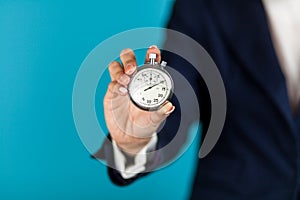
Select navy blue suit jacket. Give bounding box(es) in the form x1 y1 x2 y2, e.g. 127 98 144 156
94 0 300 199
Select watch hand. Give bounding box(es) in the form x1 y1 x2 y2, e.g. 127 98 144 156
144 81 164 91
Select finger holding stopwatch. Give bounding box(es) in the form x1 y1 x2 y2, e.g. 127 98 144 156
108 61 131 87
120 48 137 76
150 102 175 124
105 81 128 101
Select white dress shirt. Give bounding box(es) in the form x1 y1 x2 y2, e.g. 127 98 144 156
263 0 300 113
112 135 157 179
113 0 300 179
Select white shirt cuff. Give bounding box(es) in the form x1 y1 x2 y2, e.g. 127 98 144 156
112 134 158 179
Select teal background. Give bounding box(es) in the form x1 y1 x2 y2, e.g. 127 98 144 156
0 1 199 199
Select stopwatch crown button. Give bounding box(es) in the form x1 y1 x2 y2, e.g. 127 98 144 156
149 53 156 65
149 53 156 59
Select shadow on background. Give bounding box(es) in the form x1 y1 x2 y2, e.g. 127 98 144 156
0 1 198 199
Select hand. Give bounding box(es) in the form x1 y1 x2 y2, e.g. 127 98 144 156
103 46 175 155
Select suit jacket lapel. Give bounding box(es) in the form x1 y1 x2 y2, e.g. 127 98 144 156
210 0 295 128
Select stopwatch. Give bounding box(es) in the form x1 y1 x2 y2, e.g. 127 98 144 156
128 53 174 111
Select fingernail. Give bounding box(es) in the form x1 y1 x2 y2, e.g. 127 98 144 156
119 87 128 95
126 64 136 75
165 106 175 115
149 45 158 49
120 48 132 55
119 74 130 84
162 102 173 114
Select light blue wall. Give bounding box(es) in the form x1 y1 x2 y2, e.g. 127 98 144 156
0 1 199 199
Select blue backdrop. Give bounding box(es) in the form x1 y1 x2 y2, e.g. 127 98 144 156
0 1 198 199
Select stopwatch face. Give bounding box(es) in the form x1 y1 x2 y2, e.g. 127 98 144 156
128 65 173 111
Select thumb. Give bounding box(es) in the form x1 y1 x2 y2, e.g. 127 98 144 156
150 102 175 124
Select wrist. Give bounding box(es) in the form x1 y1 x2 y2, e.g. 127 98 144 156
116 137 152 156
